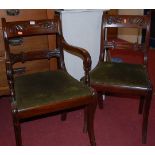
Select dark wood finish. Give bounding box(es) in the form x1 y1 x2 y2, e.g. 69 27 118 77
1 14 97 145
46 10 57 70
100 14 151 65
148 10 155 47
90 13 153 144
106 9 118 39
97 92 104 109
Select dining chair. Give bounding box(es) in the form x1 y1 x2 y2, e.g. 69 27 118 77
88 12 153 143
1 14 97 146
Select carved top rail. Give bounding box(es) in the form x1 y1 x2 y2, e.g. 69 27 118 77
103 15 149 28
2 19 59 38
104 40 144 51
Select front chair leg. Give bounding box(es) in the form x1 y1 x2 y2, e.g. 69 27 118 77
12 112 22 146
87 101 97 146
142 88 152 144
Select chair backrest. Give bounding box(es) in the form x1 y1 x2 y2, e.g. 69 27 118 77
2 15 68 100
1 15 65 70
100 13 151 66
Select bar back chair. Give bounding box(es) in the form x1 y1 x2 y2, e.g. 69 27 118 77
89 13 153 143
1 15 97 146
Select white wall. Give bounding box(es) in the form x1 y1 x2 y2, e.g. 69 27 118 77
61 10 103 80
118 9 144 43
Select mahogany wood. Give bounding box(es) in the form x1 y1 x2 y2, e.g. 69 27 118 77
1 13 97 146
90 13 153 144
106 9 118 39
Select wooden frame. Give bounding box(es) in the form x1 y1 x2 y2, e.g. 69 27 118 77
90 13 153 144
2 13 97 146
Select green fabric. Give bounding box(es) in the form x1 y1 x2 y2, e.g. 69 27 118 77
89 62 149 88
14 70 91 111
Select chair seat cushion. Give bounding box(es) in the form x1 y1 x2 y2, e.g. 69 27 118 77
89 62 149 89
14 70 91 111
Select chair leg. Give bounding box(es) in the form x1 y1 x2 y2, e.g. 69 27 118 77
83 107 88 133
97 93 104 109
87 101 97 146
139 96 145 114
142 88 152 144
61 112 67 121
12 112 22 146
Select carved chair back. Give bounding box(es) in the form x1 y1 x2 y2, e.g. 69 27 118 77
2 15 66 70
100 14 151 66
1 15 67 100
1 15 97 146
89 13 152 144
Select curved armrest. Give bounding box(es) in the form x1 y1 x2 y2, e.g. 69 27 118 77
62 39 92 85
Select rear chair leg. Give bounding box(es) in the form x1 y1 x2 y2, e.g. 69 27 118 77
142 88 152 144
98 93 104 109
139 96 145 114
61 112 67 121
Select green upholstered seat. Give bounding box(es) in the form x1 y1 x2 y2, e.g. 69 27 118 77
89 62 149 89
14 70 91 111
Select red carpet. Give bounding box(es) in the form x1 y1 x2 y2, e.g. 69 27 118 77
0 49 155 146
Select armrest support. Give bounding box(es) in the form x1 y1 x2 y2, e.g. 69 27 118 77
62 39 92 85
5 61 17 110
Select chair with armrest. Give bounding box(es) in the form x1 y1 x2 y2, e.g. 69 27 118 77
1 14 97 146
88 13 153 143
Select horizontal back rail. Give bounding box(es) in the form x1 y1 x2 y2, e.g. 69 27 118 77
10 49 61 64
104 40 145 51
103 15 150 28
2 19 59 38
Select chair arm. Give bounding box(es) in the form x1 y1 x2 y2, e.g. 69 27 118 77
62 39 92 85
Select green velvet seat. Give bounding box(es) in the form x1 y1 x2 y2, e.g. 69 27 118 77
15 70 92 112
2 17 97 146
88 13 153 144
89 62 149 89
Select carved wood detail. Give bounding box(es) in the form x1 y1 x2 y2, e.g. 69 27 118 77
10 49 61 64
105 15 147 27
6 20 58 37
